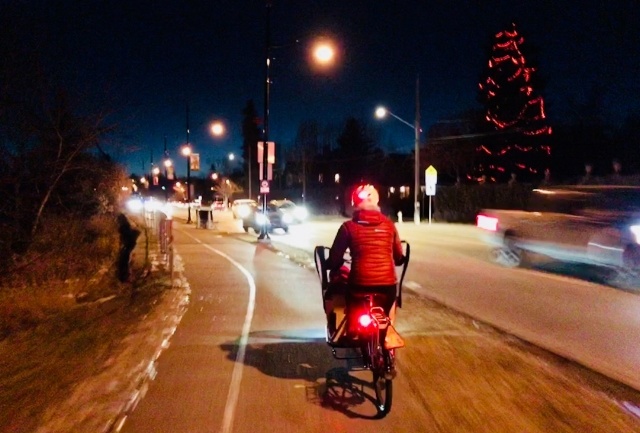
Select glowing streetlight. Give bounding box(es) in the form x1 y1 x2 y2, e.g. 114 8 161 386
228 153 235 161
261 1 339 240
375 78 422 225
211 121 225 137
312 40 336 65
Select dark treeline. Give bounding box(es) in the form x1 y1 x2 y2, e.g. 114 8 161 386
0 26 129 278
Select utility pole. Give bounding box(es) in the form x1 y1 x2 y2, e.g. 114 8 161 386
414 74 421 224
163 136 168 201
259 0 272 240
186 102 193 224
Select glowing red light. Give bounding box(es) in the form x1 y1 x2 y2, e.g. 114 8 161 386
358 314 373 328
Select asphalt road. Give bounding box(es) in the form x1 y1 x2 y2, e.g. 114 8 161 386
116 208 640 432
120 218 443 433
272 217 640 393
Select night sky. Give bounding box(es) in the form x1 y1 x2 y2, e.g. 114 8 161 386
3 0 639 177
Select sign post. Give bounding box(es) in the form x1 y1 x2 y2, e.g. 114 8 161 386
425 165 437 225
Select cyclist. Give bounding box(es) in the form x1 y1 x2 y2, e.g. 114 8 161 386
327 184 406 349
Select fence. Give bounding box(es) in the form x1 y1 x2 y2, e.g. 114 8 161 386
144 209 174 283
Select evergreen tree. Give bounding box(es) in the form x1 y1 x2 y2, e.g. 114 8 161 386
424 110 486 184
241 100 261 199
477 23 552 182
332 117 383 215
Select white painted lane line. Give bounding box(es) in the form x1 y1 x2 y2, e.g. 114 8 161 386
404 280 422 290
182 233 256 433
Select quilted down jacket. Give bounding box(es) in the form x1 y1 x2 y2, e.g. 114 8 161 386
328 209 404 286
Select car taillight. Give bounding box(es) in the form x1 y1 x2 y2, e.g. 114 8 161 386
358 313 373 328
477 214 499 231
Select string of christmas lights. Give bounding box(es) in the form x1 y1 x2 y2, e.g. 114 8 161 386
475 22 552 182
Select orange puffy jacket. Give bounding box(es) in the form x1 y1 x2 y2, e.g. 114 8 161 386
328 209 404 286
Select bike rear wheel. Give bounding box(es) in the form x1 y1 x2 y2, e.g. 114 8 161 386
371 346 393 417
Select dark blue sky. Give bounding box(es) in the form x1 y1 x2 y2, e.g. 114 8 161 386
4 0 639 176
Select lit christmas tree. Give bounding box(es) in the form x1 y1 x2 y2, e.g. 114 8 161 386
477 23 552 183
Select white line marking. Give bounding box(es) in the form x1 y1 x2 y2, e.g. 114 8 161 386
404 280 422 290
181 232 256 433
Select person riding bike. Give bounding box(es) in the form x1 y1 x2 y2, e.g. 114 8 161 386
327 184 406 349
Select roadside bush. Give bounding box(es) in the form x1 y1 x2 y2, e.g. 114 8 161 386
433 184 532 223
0 213 125 339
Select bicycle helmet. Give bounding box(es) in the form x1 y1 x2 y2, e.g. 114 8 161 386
351 184 379 208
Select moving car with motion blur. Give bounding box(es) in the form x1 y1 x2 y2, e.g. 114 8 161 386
476 185 640 288
270 199 309 224
242 202 289 234
231 199 258 219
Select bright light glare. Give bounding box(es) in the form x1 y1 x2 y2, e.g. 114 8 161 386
358 314 373 328
256 213 269 225
375 107 387 119
211 122 225 136
294 206 308 221
182 146 192 157
144 198 160 213
313 43 335 63
282 213 293 224
477 214 499 231
237 205 252 218
228 153 235 161
630 225 640 244
126 198 144 213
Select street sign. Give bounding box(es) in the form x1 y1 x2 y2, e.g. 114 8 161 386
190 153 200 171
425 165 437 185
426 183 436 196
260 180 270 193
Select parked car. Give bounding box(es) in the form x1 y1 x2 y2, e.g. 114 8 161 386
231 199 258 219
476 185 640 287
270 199 309 224
242 203 289 234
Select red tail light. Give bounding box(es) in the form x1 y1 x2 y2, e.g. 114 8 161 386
477 214 498 231
358 313 373 328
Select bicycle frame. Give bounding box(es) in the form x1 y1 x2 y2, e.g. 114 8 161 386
314 242 409 418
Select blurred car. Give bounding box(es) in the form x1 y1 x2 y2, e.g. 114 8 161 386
476 185 640 287
231 199 258 219
242 203 289 234
212 198 226 211
270 199 309 224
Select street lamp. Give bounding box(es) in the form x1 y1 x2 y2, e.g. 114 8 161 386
260 1 336 240
181 145 192 223
211 121 225 137
375 78 421 224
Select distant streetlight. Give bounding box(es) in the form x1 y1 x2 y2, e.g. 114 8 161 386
181 145 193 223
375 77 421 224
313 43 334 63
260 1 338 240
211 121 225 137
228 153 235 161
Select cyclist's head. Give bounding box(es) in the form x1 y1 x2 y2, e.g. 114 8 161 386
351 184 379 209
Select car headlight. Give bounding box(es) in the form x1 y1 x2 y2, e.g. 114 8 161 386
630 225 640 244
282 213 293 224
294 206 308 220
126 198 144 213
238 206 251 218
256 213 269 225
